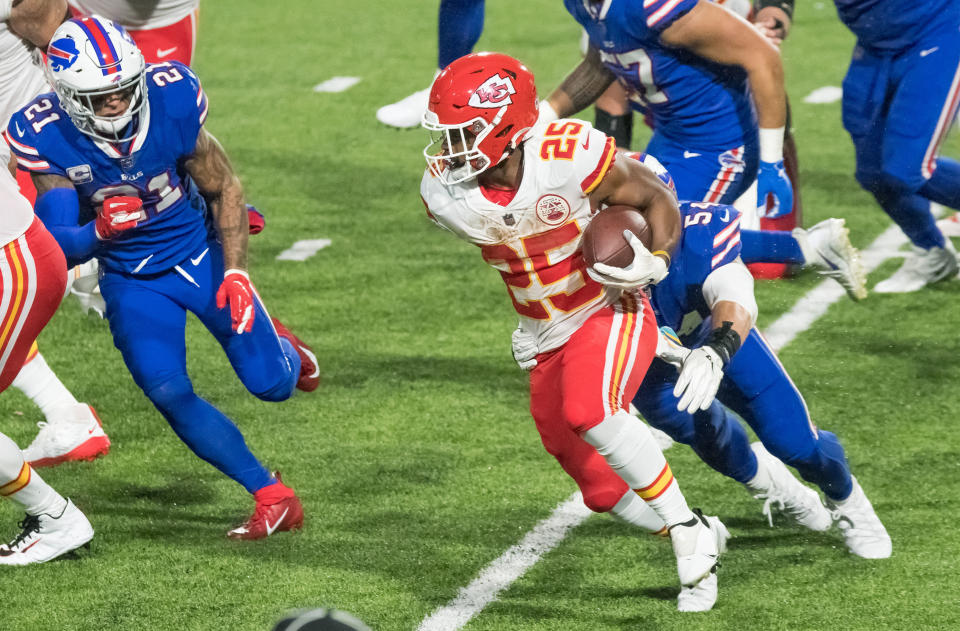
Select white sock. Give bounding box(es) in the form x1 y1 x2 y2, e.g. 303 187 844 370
744 453 773 494
0 432 67 516
609 490 667 535
582 411 695 528
11 353 81 422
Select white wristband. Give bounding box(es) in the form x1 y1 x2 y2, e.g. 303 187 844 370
224 268 249 279
758 126 785 163
538 100 559 125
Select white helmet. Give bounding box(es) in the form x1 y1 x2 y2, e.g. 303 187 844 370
45 15 147 144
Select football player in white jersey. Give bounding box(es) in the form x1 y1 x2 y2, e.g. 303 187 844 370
420 52 727 612
0 131 94 566
1 0 110 468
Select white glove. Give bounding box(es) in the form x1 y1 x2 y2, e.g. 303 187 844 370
673 345 725 414
511 324 538 371
655 326 691 369
587 230 668 290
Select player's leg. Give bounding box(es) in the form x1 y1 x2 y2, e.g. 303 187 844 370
98 270 302 538
722 330 891 558
14 344 110 468
633 364 830 530
0 431 93 565
376 0 486 128
187 241 316 397
535 293 722 609
843 43 958 292
739 219 868 300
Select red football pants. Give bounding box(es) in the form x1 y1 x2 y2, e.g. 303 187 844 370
529 291 657 513
0 218 67 392
68 8 199 66
129 10 199 66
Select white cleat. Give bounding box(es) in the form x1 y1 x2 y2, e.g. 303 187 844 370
749 442 833 532
873 240 959 293
935 211 960 238
827 477 891 559
794 218 867 301
22 404 110 468
376 86 431 128
0 499 93 565
670 510 722 612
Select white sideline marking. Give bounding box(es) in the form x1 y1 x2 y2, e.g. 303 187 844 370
419 222 909 630
276 239 332 261
313 76 361 93
417 494 592 631
803 86 843 104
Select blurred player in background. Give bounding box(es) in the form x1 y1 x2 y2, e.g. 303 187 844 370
67 0 198 65
1 0 110 468
833 0 960 292
9 16 318 539
376 0 484 128
0 126 93 565
420 52 726 612
541 0 866 299
514 153 891 559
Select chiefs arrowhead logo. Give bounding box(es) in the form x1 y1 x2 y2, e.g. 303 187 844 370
469 73 516 108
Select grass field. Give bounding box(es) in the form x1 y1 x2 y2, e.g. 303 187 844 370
3 1 960 629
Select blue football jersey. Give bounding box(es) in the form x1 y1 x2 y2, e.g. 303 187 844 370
563 0 755 149
833 0 960 51
650 201 742 342
7 61 210 275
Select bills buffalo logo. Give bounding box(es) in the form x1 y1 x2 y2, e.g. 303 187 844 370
469 74 516 108
48 37 80 71
535 194 571 226
718 148 746 173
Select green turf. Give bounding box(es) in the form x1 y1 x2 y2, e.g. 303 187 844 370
2 0 959 629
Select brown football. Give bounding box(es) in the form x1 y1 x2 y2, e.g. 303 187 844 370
581 205 653 269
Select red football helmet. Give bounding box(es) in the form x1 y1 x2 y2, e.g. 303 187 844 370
422 52 538 185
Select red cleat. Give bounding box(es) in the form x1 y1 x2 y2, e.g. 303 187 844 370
227 474 304 540
272 318 320 392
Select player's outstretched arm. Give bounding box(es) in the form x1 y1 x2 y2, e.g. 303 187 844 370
660 1 785 130
674 261 757 413
541 47 617 122
185 129 257 334
9 0 69 48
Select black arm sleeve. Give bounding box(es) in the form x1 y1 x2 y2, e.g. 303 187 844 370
756 0 794 20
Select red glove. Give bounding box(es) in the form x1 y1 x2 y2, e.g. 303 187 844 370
95 196 146 240
216 269 255 334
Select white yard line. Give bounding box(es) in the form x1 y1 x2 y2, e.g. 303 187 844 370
418 223 908 631
275 239 332 261
416 494 592 631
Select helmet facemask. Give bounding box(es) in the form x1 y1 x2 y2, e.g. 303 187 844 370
422 114 503 185
53 71 148 144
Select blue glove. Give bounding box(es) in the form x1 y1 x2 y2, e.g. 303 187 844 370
756 160 793 219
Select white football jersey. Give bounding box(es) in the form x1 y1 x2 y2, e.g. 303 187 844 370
0 140 35 246
67 0 199 29
0 13 49 128
421 119 620 353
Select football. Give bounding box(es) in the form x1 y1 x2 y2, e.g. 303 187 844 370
581 205 653 269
